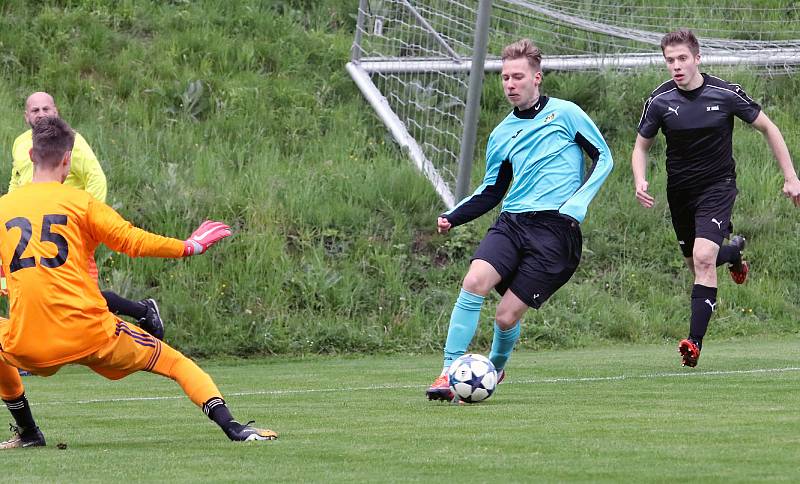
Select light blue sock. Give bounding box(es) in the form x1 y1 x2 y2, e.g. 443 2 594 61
442 289 485 371
489 321 520 371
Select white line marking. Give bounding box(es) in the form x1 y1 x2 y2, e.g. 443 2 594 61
511 366 800 384
31 367 800 407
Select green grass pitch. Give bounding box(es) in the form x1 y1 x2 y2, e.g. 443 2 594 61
4 338 800 482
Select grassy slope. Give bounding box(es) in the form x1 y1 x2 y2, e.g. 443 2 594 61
0 1 798 357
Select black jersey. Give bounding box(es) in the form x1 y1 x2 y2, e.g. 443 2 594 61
637 73 761 193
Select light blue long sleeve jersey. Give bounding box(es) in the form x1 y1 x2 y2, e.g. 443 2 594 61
443 97 613 226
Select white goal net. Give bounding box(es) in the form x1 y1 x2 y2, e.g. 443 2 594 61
347 0 800 208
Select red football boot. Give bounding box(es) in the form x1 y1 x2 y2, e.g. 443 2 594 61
678 339 701 368
425 374 454 401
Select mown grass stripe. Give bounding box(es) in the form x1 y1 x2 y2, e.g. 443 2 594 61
31 366 800 406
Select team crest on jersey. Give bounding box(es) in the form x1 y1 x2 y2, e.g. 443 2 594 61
543 113 556 123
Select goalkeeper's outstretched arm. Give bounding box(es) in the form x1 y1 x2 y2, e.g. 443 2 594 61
86 199 232 259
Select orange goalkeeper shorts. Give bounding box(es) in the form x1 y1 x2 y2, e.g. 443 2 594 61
3 320 164 380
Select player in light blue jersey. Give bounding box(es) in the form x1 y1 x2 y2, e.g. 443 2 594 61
427 39 613 401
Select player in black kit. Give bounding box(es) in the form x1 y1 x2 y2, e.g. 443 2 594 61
631 29 800 367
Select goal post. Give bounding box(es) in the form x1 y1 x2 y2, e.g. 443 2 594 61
345 60 457 208
455 0 491 203
348 0 800 209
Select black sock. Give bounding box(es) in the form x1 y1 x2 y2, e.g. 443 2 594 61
102 291 147 319
3 393 37 430
203 397 242 438
689 284 717 348
715 243 741 267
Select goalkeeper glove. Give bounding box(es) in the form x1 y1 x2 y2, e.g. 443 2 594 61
183 220 232 256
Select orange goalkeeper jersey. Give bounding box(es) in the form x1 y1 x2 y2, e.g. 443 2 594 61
0 182 184 367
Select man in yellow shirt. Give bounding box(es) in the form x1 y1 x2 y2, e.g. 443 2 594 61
0 117 277 447
8 92 163 340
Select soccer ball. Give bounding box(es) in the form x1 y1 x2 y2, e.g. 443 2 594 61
447 353 497 403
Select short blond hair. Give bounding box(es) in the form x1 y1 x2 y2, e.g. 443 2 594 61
501 39 542 72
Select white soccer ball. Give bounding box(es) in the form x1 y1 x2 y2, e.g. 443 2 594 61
447 353 497 403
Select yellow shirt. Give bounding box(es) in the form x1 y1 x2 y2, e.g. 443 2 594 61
10 129 108 202
0 182 184 368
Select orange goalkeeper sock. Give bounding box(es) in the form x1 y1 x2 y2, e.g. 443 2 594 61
151 345 222 407
0 359 24 401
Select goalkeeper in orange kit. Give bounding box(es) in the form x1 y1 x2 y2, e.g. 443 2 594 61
0 117 277 448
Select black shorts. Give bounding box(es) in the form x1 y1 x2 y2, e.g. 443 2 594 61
667 178 738 258
472 211 582 309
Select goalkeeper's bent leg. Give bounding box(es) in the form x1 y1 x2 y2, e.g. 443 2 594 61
0 358 38 432
0 358 24 401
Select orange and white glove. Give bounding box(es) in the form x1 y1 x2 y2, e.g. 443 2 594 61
183 220 232 256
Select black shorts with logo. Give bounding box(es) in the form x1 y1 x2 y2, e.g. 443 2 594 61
472 211 582 309
667 178 738 258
